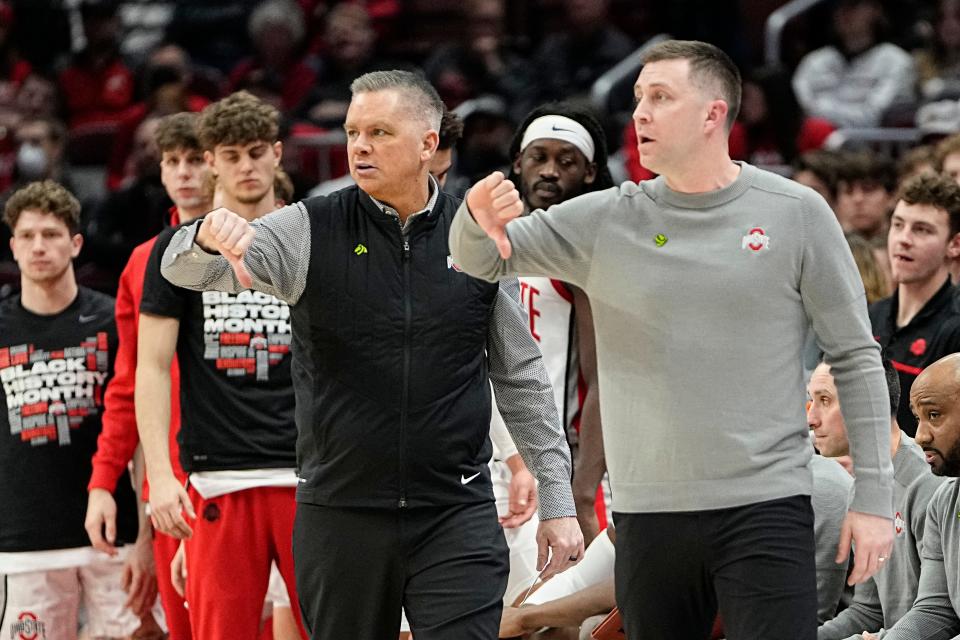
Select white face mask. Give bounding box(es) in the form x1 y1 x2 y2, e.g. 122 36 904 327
16 142 48 180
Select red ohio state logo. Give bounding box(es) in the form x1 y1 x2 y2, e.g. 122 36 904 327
910 338 927 357
12 612 46 640
740 227 770 252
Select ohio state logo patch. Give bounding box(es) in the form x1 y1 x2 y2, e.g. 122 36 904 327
741 227 770 252
12 612 46 639
910 338 927 357
895 511 905 536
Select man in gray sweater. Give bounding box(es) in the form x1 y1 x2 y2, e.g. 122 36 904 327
811 360 946 639
448 39 895 640
862 353 960 640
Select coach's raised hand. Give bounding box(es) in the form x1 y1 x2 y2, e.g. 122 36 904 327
196 207 256 288
466 171 525 259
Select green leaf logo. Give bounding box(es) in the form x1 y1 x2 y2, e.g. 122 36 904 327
354 243 368 256
653 233 668 247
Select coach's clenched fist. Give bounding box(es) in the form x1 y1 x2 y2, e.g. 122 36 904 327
196 207 256 288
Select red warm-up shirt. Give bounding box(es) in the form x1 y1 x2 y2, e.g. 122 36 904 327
89 209 184 498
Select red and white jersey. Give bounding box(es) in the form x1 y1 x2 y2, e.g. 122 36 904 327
518 276 584 444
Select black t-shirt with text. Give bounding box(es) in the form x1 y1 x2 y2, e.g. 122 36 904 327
140 228 297 472
0 287 138 552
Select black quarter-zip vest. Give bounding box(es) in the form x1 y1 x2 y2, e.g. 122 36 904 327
292 186 500 508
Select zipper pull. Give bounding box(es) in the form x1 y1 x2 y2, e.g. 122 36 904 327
398 497 407 508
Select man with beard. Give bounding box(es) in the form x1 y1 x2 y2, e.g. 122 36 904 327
506 103 613 543
870 173 960 436
809 359 946 637
862 353 960 639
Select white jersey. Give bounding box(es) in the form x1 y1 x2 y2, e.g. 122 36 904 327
518 276 583 445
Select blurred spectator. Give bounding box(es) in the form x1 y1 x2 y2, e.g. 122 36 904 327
296 3 389 128
0 1 30 114
915 0 960 99
165 0 262 73
422 0 534 117
446 95 514 196
729 67 835 166
106 43 210 190
897 145 938 186
81 116 170 292
835 151 897 239
793 0 916 127
117 0 176 66
58 0 135 128
14 72 62 120
9 116 73 192
792 149 841 210
937 132 960 182
847 232 893 303
7 1 71 73
528 0 634 105
915 98 960 141
227 0 316 112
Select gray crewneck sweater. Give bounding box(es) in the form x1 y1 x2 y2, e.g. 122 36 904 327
819 434 946 638
881 479 960 639
449 163 893 517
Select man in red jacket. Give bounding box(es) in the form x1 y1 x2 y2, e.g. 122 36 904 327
85 111 210 640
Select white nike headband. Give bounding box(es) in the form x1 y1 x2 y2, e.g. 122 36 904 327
519 115 595 162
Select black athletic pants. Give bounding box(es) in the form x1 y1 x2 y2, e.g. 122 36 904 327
293 500 509 640
614 494 818 640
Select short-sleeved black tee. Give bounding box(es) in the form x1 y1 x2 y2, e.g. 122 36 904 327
0 288 138 552
870 279 960 436
140 228 297 472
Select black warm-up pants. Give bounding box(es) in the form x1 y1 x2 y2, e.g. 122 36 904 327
293 500 509 640
615 494 818 640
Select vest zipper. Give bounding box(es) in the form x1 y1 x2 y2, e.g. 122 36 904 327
398 218 411 509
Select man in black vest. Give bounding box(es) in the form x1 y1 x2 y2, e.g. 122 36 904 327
158 70 583 640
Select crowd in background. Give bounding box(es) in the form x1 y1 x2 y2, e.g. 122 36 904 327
2 0 960 301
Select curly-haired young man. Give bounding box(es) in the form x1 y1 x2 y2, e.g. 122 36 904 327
137 92 305 639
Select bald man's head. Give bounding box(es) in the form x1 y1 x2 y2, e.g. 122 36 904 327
912 354 960 476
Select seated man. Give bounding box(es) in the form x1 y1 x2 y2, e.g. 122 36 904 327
812 360 945 638
862 353 960 639
500 445 854 639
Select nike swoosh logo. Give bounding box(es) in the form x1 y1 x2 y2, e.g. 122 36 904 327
551 125 574 132
460 472 482 485
78 314 97 323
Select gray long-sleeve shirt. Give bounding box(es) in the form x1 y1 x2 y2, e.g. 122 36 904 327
820 434 946 638
159 193 576 519
812 454 855 623
881 479 960 640
449 163 894 518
